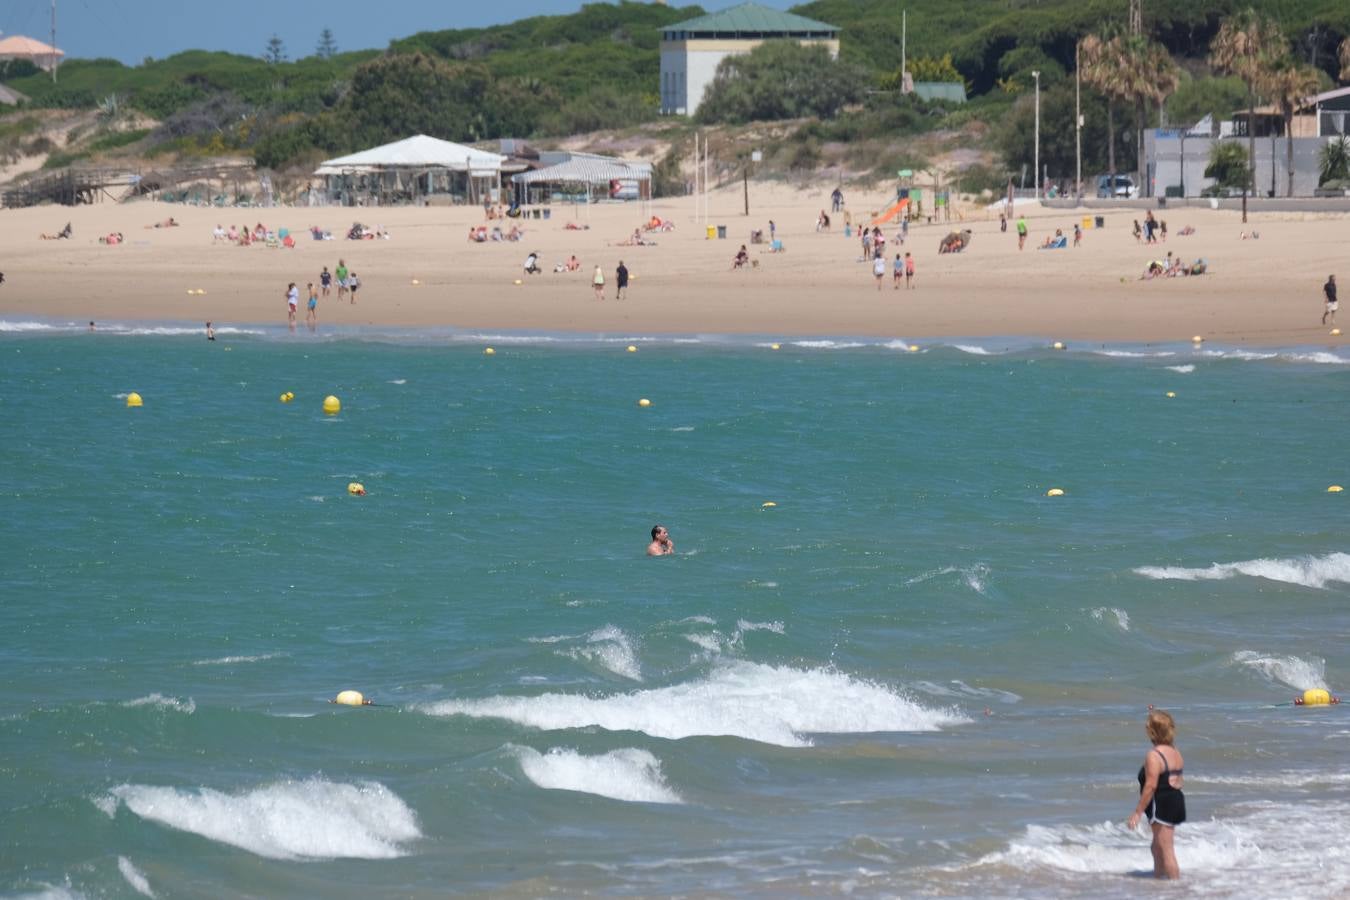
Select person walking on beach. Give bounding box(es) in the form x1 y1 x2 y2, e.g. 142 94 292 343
647 524 674 556
335 259 349 302
1016 216 1028 251
1073 223 1082 247
592 265 605 300
1128 709 1186 880
615 261 629 299
905 252 916 289
892 253 904 290
1324 275 1338 325
872 254 886 290
348 272 360 304
286 282 299 329
320 266 332 298
306 282 318 330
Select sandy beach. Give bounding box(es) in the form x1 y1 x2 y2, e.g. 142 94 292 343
0 182 1345 345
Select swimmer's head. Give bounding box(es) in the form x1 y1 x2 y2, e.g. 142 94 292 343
651 525 668 541
1145 709 1176 745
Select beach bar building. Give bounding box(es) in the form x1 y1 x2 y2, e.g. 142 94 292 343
315 134 505 206
0 34 64 72
659 2 840 116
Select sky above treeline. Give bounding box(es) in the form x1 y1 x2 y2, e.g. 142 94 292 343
2 0 799 66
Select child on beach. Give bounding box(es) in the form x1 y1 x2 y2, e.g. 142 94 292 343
206 321 215 341
1073 223 1082 247
335 260 349 301
286 282 299 328
320 266 332 298
348 273 360 304
593 265 605 300
872 255 886 290
306 282 318 329
905 252 916 289
893 253 904 289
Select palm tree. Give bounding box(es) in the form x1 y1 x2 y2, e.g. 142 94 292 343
1210 9 1286 221
1080 30 1130 190
1262 57 1320 196
1116 34 1181 194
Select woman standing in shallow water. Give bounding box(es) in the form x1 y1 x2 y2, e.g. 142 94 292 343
1128 709 1185 879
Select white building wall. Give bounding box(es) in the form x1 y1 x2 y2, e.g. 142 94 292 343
686 48 738 117
660 47 688 115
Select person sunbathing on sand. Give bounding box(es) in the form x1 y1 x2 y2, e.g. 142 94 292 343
41 222 73 240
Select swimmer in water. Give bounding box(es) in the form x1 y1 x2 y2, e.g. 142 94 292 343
206 321 215 341
646 524 674 556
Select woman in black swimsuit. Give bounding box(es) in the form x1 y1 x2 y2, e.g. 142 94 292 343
1128 708 1185 879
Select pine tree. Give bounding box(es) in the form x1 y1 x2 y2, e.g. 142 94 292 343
317 28 338 60
264 34 287 65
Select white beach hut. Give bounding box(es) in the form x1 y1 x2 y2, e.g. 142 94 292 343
316 134 506 206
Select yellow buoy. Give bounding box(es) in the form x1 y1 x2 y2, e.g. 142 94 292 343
1052 341 1065 351
1191 335 1204 344
1332 328 1342 337
1301 688 1332 706
513 279 523 285
125 392 143 408
280 391 294 403
908 344 920 352
185 289 194 295
348 482 365 496
333 690 369 706
770 343 781 350
323 395 341 415
1046 488 1065 497
484 347 495 356
627 345 638 353
638 398 651 408
1166 391 1176 398
1329 485 1344 493
762 501 777 508
411 279 420 286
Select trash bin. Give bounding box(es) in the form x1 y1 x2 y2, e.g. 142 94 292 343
706 225 716 240
717 225 727 239
1082 215 1093 231
1094 215 1105 229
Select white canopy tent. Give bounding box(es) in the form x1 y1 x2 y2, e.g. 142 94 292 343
316 135 506 206
511 153 653 221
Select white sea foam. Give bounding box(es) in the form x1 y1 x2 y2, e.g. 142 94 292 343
953 344 995 355
0 320 59 332
122 694 196 714
1134 551 1350 590
117 857 155 898
906 564 990 594
736 619 785 634
1190 770 1350 789
511 746 682 804
965 801 1350 897
684 633 724 652
420 661 969 748
563 625 643 681
1282 351 1349 365
1198 348 1278 361
526 633 579 644
680 615 717 625
669 425 695 432
387 378 407 385
1094 349 1175 358
9 884 85 900
1165 363 1195 373
1231 650 1327 691
789 340 867 350
1089 607 1130 631
911 681 1022 704
192 653 282 666
99 779 420 860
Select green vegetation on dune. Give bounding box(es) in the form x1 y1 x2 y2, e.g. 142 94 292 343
0 0 1347 183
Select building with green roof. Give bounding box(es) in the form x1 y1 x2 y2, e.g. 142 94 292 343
659 2 840 116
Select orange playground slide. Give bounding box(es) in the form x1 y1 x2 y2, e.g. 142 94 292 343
872 198 909 225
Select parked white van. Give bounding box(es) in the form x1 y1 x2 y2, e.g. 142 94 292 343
1095 174 1138 199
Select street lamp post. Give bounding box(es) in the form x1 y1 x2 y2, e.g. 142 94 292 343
1032 70 1041 200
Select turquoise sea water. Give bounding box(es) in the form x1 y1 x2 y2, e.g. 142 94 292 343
2 321 1348 898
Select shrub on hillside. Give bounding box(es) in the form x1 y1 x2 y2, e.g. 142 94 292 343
697 41 866 125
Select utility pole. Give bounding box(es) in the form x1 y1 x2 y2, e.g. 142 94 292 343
51 0 58 84
901 9 907 92
1033 70 1041 200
